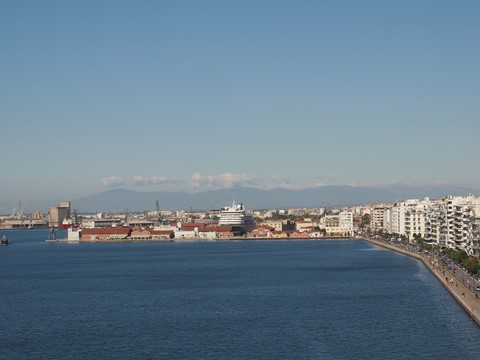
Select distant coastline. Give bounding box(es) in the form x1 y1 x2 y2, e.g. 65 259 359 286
46 235 354 243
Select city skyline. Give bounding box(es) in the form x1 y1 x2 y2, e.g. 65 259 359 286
2 1 479 202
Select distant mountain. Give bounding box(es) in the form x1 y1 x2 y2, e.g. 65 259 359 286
1 185 478 214
62 185 480 213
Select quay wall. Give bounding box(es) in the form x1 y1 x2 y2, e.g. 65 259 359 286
47 236 353 243
361 237 480 327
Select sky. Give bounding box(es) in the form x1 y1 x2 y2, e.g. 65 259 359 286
1 0 479 202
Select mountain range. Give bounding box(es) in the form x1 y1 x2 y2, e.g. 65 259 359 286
2 185 479 214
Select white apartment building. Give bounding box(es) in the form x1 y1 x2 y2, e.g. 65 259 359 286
382 207 392 234
370 205 386 231
472 205 480 257
377 198 432 241
424 199 444 246
421 195 480 257
339 211 354 235
390 202 406 235
404 204 426 241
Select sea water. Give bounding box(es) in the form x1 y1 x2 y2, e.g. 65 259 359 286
1 229 479 359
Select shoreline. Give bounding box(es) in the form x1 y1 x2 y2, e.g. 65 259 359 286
45 236 354 243
361 236 480 327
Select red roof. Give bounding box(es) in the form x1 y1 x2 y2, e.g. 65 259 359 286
181 222 207 229
82 228 131 235
290 231 311 237
254 225 275 231
199 226 234 232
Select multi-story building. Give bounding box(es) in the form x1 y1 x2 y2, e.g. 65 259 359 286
368 195 480 256
370 205 386 231
404 205 426 241
472 205 480 257
263 220 283 231
317 214 352 236
391 202 406 236
339 211 354 235
424 201 444 246
296 219 314 231
422 195 480 256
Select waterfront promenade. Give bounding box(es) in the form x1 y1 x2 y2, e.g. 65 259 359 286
363 237 480 326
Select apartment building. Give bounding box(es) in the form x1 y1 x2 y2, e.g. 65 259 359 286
390 202 406 235
404 205 426 241
370 205 386 231
419 195 480 257
339 211 354 236
263 220 283 231
472 206 480 257
366 195 479 257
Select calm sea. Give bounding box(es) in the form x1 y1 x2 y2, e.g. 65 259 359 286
1 229 479 359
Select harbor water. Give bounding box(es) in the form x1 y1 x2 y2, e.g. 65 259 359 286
1 229 480 359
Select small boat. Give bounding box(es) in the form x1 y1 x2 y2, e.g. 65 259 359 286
1 234 8 246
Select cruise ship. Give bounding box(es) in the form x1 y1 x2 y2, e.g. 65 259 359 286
218 201 255 232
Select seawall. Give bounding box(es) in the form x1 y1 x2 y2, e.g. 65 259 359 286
362 237 480 327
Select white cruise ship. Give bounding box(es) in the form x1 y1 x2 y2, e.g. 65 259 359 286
218 201 255 232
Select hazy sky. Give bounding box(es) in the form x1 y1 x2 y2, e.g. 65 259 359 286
2 0 479 202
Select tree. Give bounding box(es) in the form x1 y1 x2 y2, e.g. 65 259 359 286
359 214 370 229
444 248 468 263
463 257 480 274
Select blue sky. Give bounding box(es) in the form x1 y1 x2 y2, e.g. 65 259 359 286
1 0 479 202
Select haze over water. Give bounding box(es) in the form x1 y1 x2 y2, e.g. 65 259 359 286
1 229 479 359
